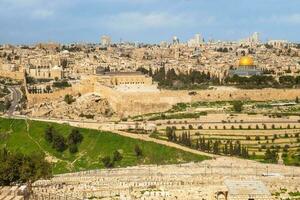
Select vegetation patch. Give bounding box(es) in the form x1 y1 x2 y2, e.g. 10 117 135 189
0 118 209 174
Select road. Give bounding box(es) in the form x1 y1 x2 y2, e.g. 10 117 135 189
7 86 22 116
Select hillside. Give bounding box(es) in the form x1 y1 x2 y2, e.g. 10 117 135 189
0 118 209 174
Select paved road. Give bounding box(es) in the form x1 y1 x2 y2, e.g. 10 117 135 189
7 86 22 116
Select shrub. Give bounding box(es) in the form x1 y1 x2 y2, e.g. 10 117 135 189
68 129 83 145
44 126 54 143
69 144 78 154
53 81 71 88
0 149 52 185
113 150 123 162
134 145 143 157
232 101 243 112
102 156 113 168
64 94 75 104
52 134 67 152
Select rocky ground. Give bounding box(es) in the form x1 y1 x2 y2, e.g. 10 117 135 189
28 93 115 121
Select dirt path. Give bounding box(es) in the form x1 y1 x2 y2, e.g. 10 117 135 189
9 116 218 158
110 130 217 158
24 119 61 163
66 120 217 158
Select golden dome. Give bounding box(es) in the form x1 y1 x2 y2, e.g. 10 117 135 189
239 56 254 66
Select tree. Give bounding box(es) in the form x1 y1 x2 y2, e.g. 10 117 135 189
44 126 54 143
68 129 83 145
113 150 123 162
45 85 51 93
264 148 278 163
69 144 78 154
0 149 52 186
232 101 243 112
102 156 113 168
52 134 67 152
213 141 220 154
134 145 143 157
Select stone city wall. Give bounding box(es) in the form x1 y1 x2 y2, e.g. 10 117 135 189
190 88 300 102
0 70 24 80
108 88 300 116
25 82 300 116
26 82 93 106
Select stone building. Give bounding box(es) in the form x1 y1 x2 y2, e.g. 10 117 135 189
96 71 152 86
228 56 263 77
94 71 158 92
101 35 112 47
27 65 63 80
267 40 290 48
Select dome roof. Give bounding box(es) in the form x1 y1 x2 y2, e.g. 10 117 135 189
239 56 254 66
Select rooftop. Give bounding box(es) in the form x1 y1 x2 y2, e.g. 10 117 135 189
98 71 145 76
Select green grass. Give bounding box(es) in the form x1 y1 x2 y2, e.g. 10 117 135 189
283 153 300 166
0 118 209 174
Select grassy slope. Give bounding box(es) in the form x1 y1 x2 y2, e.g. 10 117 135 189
0 118 209 174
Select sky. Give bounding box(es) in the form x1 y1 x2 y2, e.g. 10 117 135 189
0 0 300 44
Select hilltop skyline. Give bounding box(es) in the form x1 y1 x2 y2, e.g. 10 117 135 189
1 0 300 44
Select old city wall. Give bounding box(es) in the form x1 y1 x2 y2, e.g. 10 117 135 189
26 82 93 106
25 80 300 116
103 90 191 117
94 83 122 111
0 70 24 80
107 88 300 116
190 88 300 102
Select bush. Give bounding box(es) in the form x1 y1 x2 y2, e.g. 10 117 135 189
134 145 143 157
64 94 75 104
232 101 243 112
53 81 71 88
44 126 54 143
0 149 52 185
113 150 123 162
68 129 83 145
69 144 78 154
102 156 113 168
52 134 67 152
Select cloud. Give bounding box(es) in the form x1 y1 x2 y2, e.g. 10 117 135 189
101 11 215 31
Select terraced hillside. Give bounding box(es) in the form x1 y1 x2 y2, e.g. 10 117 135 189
157 121 300 165
130 101 300 166
0 118 209 174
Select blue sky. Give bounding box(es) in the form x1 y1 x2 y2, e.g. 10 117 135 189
0 0 300 44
